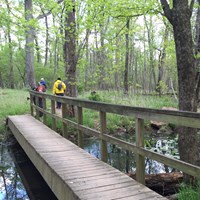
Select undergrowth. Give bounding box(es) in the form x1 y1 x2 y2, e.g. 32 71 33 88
178 182 200 200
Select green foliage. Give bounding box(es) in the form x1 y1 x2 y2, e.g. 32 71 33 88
83 109 99 128
156 80 169 94
178 182 200 200
0 89 30 132
77 83 84 94
78 90 177 135
88 91 102 101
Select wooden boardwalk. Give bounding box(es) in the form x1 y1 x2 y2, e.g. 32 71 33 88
7 115 168 200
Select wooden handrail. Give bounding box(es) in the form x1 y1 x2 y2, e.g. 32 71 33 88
29 91 200 184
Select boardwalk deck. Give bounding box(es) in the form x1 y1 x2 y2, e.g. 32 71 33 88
7 115 168 200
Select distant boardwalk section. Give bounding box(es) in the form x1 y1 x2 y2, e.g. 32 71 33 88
7 115 167 200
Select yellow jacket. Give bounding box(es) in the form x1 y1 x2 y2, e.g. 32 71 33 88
53 80 66 94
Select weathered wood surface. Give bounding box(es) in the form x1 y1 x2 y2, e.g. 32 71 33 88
7 115 167 200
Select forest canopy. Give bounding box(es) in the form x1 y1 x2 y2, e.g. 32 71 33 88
0 0 177 95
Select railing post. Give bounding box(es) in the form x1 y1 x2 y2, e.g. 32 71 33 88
30 94 34 116
100 111 108 162
51 100 56 131
77 106 83 148
62 103 68 138
35 96 40 119
135 118 145 184
43 97 47 125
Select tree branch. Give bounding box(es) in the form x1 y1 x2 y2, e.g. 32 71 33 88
36 0 63 19
160 0 172 23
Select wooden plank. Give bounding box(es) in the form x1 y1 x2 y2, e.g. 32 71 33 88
77 185 157 200
7 115 168 200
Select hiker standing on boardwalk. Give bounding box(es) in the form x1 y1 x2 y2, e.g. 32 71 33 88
53 77 66 109
40 78 47 88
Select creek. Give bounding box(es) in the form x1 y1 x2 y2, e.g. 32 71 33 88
0 130 178 200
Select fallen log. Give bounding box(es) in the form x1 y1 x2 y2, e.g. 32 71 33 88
127 172 183 196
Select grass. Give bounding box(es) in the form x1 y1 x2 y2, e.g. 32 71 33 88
79 90 178 133
1 88 199 198
0 89 30 132
79 90 178 109
178 182 200 200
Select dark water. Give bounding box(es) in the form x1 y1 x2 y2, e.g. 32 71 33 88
0 134 57 200
0 131 178 200
84 135 178 174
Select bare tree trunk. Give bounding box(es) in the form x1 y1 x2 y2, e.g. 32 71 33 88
129 36 135 94
43 13 49 67
124 19 130 95
98 22 108 90
144 16 156 92
34 35 41 64
156 24 169 96
5 0 14 89
25 0 35 88
84 28 90 90
64 0 77 99
194 0 200 109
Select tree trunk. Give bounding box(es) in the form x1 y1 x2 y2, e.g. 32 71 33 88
25 0 35 88
5 0 14 89
160 0 200 183
34 35 41 64
194 0 200 109
124 19 130 95
64 0 77 99
43 13 49 67
156 24 169 96
144 16 156 93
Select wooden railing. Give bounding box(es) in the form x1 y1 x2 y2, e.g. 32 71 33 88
29 90 200 184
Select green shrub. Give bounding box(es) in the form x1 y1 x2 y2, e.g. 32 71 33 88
88 91 102 101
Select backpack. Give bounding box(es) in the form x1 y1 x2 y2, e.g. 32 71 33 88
57 82 62 90
37 85 45 92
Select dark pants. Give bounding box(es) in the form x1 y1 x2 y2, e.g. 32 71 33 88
38 98 43 117
33 96 43 117
56 93 64 108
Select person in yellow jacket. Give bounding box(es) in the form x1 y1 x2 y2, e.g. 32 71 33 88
53 77 66 109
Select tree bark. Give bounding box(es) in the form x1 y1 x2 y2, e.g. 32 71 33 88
25 0 35 88
194 0 200 109
124 19 130 95
160 0 200 183
156 24 169 95
43 11 49 67
64 0 77 99
34 35 41 64
144 16 156 93
5 0 14 89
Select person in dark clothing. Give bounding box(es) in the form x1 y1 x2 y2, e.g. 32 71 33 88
40 78 47 88
33 83 46 117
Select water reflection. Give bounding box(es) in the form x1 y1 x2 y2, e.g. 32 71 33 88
0 138 29 200
84 135 178 174
0 134 57 200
